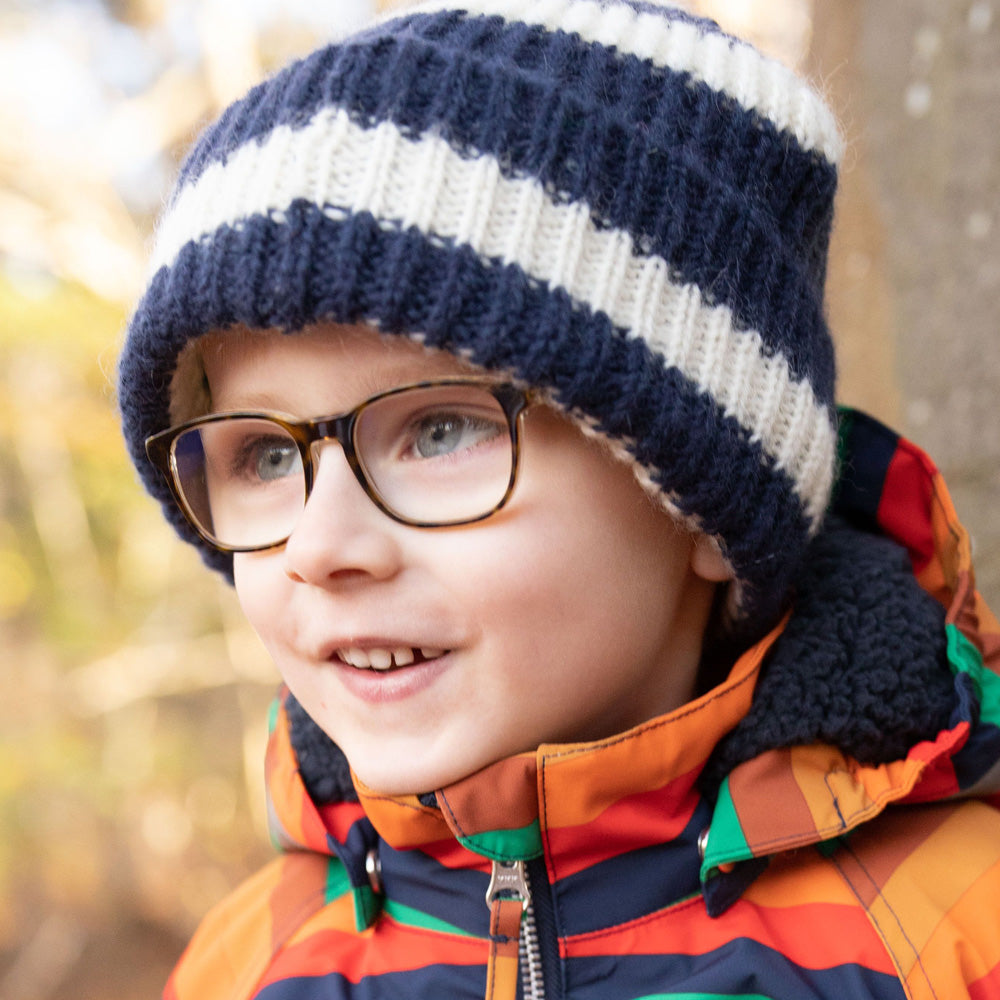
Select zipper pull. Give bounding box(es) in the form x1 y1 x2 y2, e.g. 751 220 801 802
484 860 530 1000
486 859 531 910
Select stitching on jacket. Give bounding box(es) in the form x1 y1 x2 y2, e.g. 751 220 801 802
823 771 849 829
437 788 468 839
703 764 925 862
540 660 762 763
561 893 705 944
540 751 553 871
829 843 936 1000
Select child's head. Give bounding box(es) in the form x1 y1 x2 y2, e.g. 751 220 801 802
118 0 843 792
173 319 729 792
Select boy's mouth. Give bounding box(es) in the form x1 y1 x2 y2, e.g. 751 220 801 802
333 647 446 671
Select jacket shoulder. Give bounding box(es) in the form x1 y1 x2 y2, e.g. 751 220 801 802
164 850 340 1000
828 799 1000 1000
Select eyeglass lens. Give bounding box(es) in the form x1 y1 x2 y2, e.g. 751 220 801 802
168 384 517 549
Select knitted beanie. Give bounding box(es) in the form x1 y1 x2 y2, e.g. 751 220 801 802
118 0 844 632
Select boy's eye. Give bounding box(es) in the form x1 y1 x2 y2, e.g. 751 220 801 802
234 435 302 483
406 412 503 460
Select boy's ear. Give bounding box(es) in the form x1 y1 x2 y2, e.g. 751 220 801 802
690 534 735 583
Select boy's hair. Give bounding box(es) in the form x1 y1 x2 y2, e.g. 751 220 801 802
118 0 844 637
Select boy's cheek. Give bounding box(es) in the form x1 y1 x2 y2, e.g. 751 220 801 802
232 552 287 643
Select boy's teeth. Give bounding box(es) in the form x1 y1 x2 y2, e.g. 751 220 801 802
369 648 393 670
336 646 445 669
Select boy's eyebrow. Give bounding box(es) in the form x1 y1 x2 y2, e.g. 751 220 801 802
208 389 293 413
209 361 485 416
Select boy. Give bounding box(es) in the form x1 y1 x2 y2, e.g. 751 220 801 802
118 1 1000 997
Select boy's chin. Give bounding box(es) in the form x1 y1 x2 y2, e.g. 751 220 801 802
347 743 508 798
352 761 477 798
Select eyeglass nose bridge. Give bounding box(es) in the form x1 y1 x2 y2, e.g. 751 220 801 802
294 411 369 506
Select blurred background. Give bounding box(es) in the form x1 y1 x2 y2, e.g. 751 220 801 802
0 1 997 997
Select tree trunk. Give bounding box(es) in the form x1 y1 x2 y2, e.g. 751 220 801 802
813 0 1000 604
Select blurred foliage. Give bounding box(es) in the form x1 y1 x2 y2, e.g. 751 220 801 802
0 270 280 999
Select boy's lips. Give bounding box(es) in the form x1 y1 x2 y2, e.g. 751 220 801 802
327 645 454 704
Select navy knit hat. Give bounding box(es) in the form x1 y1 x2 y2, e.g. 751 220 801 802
118 0 843 631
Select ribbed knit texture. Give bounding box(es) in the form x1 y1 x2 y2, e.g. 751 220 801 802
118 0 844 630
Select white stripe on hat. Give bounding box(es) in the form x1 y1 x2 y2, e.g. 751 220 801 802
151 107 836 526
402 0 844 164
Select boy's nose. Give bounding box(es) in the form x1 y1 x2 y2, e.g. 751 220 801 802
282 442 403 585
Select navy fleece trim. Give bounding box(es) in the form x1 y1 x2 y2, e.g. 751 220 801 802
703 516 955 788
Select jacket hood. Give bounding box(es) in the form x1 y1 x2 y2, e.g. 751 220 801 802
698 409 1000 911
266 408 1000 918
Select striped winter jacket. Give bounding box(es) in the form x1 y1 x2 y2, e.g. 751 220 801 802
165 412 1000 1000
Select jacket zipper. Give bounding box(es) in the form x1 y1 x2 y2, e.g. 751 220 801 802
519 891 545 999
485 859 546 1000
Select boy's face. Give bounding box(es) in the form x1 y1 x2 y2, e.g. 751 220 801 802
202 323 729 795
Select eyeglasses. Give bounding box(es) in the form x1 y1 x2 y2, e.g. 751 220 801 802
145 378 532 553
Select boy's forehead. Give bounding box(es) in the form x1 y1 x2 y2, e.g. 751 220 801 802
198 321 415 363
200 321 480 375
178 321 487 416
